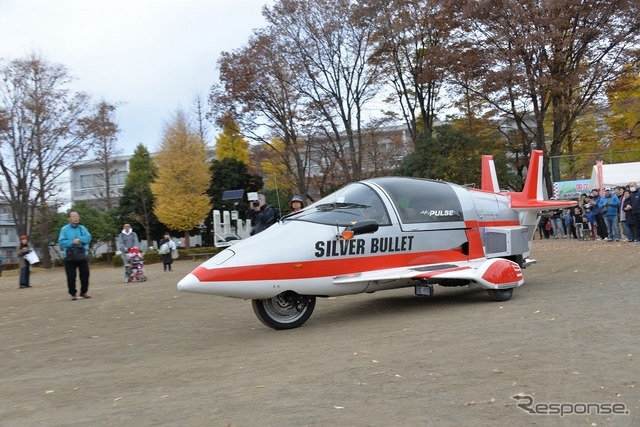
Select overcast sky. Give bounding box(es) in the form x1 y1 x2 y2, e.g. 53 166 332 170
0 0 273 155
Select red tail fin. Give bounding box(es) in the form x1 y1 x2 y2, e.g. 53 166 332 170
521 150 544 201
481 155 499 192
480 150 575 210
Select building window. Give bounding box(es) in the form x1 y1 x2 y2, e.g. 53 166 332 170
80 174 96 189
109 170 126 186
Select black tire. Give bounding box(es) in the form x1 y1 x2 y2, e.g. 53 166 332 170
487 288 514 302
252 292 316 330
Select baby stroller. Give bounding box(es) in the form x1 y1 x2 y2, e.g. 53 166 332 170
125 247 147 282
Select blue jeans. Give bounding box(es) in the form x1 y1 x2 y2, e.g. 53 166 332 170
622 221 632 241
603 215 620 240
551 218 564 238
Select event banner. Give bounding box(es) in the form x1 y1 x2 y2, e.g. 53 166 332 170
553 180 590 200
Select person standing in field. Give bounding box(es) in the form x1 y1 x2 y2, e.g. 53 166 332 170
58 211 92 300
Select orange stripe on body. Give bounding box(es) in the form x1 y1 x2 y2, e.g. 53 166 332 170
192 250 470 282
465 220 520 227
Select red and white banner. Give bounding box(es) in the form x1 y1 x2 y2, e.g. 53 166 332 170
596 161 603 194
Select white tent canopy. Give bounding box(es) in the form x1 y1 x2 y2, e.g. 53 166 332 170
589 161 640 189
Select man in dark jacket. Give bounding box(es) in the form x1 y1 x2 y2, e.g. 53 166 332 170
247 194 278 235
629 182 640 242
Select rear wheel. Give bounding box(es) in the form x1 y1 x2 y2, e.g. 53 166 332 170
487 288 513 302
252 292 316 330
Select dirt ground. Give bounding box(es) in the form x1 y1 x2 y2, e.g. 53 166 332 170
1 238 639 426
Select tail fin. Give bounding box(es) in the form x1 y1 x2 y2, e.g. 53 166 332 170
520 150 544 201
480 150 575 210
479 150 576 262
480 155 499 192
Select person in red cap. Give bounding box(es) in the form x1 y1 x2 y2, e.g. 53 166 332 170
17 235 32 288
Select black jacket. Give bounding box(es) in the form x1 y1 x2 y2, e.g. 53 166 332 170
247 204 277 235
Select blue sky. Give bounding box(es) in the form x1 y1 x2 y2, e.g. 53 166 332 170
0 0 272 155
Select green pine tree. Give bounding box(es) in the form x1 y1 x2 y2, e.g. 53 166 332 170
119 144 160 245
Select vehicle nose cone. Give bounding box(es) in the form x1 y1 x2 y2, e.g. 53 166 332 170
177 273 200 292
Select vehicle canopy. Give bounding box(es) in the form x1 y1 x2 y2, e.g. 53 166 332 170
283 177 465 226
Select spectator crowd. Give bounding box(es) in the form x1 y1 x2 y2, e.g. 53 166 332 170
537 182 640 242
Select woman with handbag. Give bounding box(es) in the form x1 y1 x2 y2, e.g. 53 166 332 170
58 211 92 300
158 232 176 272
17 235 32 289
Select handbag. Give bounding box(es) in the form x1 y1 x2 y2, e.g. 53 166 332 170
159 243 170 255
171 249 179 260
24 251 40 264
66 246 87 262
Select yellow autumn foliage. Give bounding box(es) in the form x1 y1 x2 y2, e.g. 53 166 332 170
151 110 211 231
215 113 250 164
260 138 296 192
606 70 640 160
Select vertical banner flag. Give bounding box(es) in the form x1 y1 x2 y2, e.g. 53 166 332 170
596 161 603 194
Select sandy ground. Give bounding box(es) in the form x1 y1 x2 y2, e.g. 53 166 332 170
1 239 639 426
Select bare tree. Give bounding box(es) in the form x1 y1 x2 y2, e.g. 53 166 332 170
461 0 640 192
264 0 383 182
191 92 211 145
211 29 313 198
367 0 461 146
80 100 122 210
0 53 91 267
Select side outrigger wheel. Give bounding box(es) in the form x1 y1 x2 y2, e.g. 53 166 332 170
487 288 514 302
252 292 316 330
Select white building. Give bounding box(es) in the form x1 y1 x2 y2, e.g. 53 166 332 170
0 202 19 261
70 155 130 209
70 148 216 208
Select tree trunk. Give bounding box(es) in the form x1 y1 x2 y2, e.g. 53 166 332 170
38 203 53 269
183 230 191 250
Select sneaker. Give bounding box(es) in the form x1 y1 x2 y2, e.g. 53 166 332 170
71 295 78 300
80 293 91 299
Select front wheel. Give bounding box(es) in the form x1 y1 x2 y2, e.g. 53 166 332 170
252 292 316 330
487 288 513 302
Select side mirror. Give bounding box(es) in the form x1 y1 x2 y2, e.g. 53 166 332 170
342 219 379 240
351 219 379 235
